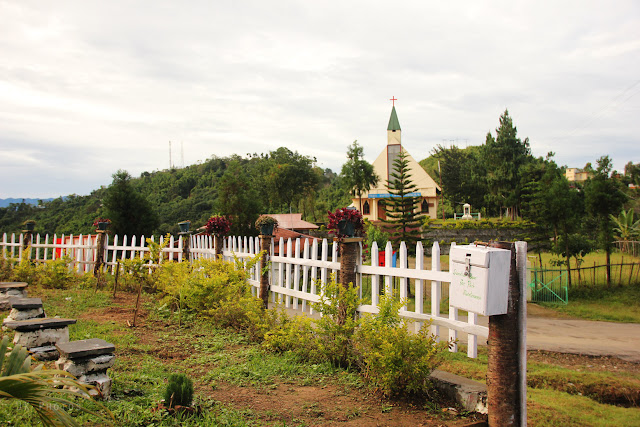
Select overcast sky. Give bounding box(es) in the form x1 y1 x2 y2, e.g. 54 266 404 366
1 1 639 199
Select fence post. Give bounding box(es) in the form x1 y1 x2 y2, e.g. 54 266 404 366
180 232 191 262
338 237 362 324
22 230 32 252
214 235 223 260
259 233 273 309
487 241 527 426
93 230 107 276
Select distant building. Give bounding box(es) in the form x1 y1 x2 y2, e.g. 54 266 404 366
565 168 592 183
266 213 320 255
267 213 318 233
352 105 440 221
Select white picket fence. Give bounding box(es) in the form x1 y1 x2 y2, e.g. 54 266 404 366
1 232 488 358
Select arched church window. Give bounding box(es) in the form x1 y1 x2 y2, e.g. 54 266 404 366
363 201 370 215
421 200 429 213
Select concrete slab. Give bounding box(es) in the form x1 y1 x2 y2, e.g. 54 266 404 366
430 369 487 414
0 282 28 289
10 297 43 310
3 317 76 331
56 338 115 359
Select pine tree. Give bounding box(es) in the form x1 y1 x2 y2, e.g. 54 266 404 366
382 150 423 248
103 170 158 236
484 110 532 219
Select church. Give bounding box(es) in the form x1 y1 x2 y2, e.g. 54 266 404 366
352 103 441 221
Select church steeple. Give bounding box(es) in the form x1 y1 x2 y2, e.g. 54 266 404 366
387 101 401 146
387 106 401 131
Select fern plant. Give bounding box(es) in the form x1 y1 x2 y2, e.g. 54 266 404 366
163 373 194 408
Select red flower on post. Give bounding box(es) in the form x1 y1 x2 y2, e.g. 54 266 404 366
205 215 232 236
327 208 364 238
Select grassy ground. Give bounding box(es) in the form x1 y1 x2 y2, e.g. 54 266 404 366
0 287 483 426
538 285 640 323
1 286 639 426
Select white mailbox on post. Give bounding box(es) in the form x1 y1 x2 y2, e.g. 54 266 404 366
449 244 511 316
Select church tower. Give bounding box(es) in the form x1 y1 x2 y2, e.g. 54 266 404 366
386 100 402 182
387 105 401 145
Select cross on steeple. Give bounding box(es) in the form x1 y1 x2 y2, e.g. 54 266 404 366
390 96 397 106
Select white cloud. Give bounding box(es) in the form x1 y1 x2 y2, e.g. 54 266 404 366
0 0 638 197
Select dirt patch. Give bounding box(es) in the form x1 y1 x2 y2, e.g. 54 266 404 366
78 293 151 326
204 382 483 426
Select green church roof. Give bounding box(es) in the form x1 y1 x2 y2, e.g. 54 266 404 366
387 106 401 131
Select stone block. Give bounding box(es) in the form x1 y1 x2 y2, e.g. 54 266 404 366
3 317 76 332
29 345 59 361
13 327 70 349
56 338 115 359
55 338 116 400
56 354 115 377
0 282 28 289
5 307 45 322
430 369 488 414
10 297 43 310
5 298 46 322
0 287 28 310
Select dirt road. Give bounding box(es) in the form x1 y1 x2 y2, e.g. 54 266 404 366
451 304 640 362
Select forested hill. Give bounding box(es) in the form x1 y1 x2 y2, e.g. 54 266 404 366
0 147 350 237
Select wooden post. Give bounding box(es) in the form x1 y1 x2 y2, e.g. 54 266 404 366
338 237 362 325
22 230 32 251
214 235 223 260
487 241 526 427
259 234 272 309
339 237 361 289
179 232 191 262
113 260 121 298
93 230 107 276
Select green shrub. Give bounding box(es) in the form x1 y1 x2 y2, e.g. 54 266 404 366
262 275 362 368
262 313 319 361
313 276 362 368
0 252 16 281
163 373 194 408
355 293 449 397
154 256 276 340
10 253 38 285
37 256 77 289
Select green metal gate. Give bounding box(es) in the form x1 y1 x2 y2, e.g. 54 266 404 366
528 268 568 304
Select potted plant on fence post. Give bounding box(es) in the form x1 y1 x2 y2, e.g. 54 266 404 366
327 207 364 324
255 216 278 309
205 215 232 260
255 215 278 237
93 217 111 232
178 220 191 233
